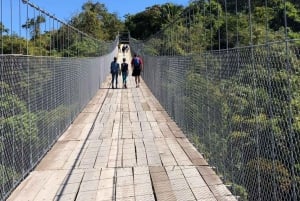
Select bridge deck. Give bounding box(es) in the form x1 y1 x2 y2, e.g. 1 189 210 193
8 53 236 201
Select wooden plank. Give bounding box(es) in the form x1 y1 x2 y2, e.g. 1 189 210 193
71 171 99 200
209 184 233 198
192 187 216 200
144 139 162 166
141 130 155 139
94 139 111 168
55 179 82 199
116 184 134 199
152 111 167 122
76 190 98 201
78 140 102 169
129 110 139 122
36 140 79 171
83 169 101 181
138 111 148 121
7 67 236 201
116 168 134 200
107 139 121 168
140 121 151 131
165 166 184 180
149 122 164 138
7 171 53 201
173 189 196 201
202 174 223 186
135 139 148 166
134 166 150 175
33 170 69 201
98 178 114 189
197 166 217 176
135 194 155 201
122 139 136 167
100 168 115 179
96 187 114 201
177 138 205 160
149 167 176 201
72 112 98 124
135 102 143 112
145 111 155 122
58 123 89 141
154 138 177 166
141 102 151 111
166 138 193 166
131 122 141 132
158 122 175 138
169 178 190 191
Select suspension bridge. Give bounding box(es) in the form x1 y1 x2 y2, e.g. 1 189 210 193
1 0 300 201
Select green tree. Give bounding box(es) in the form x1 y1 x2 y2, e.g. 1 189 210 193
0 82 39 169
22 15 46 39
125 3 184 40
69 1 123 41
0 22 9 34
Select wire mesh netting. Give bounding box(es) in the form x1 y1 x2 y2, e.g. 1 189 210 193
0 0 117 200
0 54 115 199
2 0 300 200
131 0 300 200
137 44 300 201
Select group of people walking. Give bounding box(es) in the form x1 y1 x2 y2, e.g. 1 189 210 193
118 44 129 55
110 53 143 89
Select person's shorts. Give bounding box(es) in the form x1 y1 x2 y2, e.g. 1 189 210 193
132 69 141 76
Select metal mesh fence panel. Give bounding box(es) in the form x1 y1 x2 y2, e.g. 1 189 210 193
131 0 300 200
136 39 300 201
0 0 118 199
0 51 116 200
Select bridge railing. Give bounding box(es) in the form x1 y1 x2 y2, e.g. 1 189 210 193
131 0 300 200
137 42 300 201
0 1 117 200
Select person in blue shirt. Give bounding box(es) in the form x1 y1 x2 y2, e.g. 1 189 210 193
110 57 120 89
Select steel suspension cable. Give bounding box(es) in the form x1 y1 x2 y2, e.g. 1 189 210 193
263 0 277 199
224 0 228 50
235 0 239 47
39 9 42 55
25 1 29 55
18 0 21 53
217 0 220 51
1 0 3 197
283 0 297 199
209 0 213 51
1 0 2 54
248 0 262 200
10 0 13 53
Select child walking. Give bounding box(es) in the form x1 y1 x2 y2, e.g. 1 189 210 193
121 58 129 88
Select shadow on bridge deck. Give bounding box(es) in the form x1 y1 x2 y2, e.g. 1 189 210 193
8 52 236 201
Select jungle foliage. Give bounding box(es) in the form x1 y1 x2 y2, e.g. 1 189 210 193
135 0 300 200
0 1 122 199
1 0 300 200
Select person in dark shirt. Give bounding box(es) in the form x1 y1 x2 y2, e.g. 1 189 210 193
122 45 126 56
110 57 120 89
131 54 143 87
121 58 129 88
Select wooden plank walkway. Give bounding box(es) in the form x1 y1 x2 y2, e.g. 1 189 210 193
7 52 237 201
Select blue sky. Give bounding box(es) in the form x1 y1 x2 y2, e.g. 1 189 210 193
27 0 189 21
2 0 189 37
